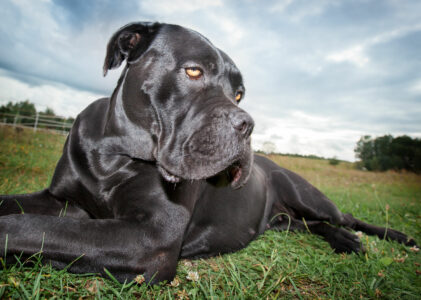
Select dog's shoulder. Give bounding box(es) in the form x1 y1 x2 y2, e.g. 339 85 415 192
70 98 110 135
77 98 110 119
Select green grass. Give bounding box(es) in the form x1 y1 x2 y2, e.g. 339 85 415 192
1 125 420 299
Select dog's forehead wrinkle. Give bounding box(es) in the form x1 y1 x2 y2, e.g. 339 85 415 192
136 48 160 70
163 25 216 50
157 25 224 71
144 47 176 73
217 50 243 89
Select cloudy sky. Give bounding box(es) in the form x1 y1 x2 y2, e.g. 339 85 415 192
1 0 420 161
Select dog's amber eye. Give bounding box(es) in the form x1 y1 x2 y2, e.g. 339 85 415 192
185 67 203 79
235 92 243 102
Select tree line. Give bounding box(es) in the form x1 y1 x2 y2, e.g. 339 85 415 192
0 100 75 132
355 135 421 173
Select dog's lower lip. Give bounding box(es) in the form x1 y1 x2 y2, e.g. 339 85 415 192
158 165 181 183
228 162 242 185
230 166 242 183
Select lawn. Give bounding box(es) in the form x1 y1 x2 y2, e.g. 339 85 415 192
0 125 420 299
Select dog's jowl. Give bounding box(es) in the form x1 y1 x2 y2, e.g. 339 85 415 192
0 22 416 284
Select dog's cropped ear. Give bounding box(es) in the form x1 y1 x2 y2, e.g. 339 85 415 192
103 22 161 76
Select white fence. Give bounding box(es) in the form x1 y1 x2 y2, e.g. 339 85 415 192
0 112 73 134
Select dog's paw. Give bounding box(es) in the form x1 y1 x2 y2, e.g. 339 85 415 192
327 228 364 254
405 238 417 247
385 228 417 247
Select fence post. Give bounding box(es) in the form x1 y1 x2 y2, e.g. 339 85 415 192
34 111 39 132
13 112 18 128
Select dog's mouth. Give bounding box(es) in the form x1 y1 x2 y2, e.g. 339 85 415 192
208 159 249 189
157 165 181 183
158 160 244 187
226 161 243 185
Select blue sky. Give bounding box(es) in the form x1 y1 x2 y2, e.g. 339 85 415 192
1 0 420 161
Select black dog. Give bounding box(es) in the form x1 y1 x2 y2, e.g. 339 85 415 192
0 22 415 284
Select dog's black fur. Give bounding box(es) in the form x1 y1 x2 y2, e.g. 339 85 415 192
0 22 416 284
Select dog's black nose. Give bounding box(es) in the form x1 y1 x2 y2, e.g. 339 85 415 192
231 112 254 138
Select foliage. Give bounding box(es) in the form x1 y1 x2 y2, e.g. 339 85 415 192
254 150 327 161
0 100 75 132
261 141 277 154
355 134 421 173
328 156 340 166
0 100 36 124
1 126 420 299
0 100 36 116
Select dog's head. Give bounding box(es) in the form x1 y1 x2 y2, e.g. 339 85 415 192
103 22 254 189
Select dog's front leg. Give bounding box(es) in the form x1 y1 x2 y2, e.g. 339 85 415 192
0 201 190 284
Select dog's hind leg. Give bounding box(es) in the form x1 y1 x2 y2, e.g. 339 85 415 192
271 169 345 224
340 213 417 246
270 168 416 249
0 189 89 218
269 215 364 253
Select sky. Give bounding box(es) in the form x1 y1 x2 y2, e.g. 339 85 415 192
0 0 420 161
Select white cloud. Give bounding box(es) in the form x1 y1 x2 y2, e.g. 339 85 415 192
136 3 246 48
326 24 421 68
207 13 245 46
409 78 421 94
0 73 103 117
369 23 421 44
270 0 339 21
326 45 369 67
250 110 362 161
270 0 294 13
140 0 222 15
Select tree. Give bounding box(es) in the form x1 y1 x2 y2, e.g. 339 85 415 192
0 100 36 124
354 135 374 170
373 135 393 171
0 100 75 133
43 107 55 116
262 141 277 154
355 134 421 173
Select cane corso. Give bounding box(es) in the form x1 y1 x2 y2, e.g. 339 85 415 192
0 22 416 284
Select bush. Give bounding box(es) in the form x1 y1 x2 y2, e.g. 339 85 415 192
328 157 340 166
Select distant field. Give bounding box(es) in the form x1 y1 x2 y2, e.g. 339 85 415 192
0 125 420 299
